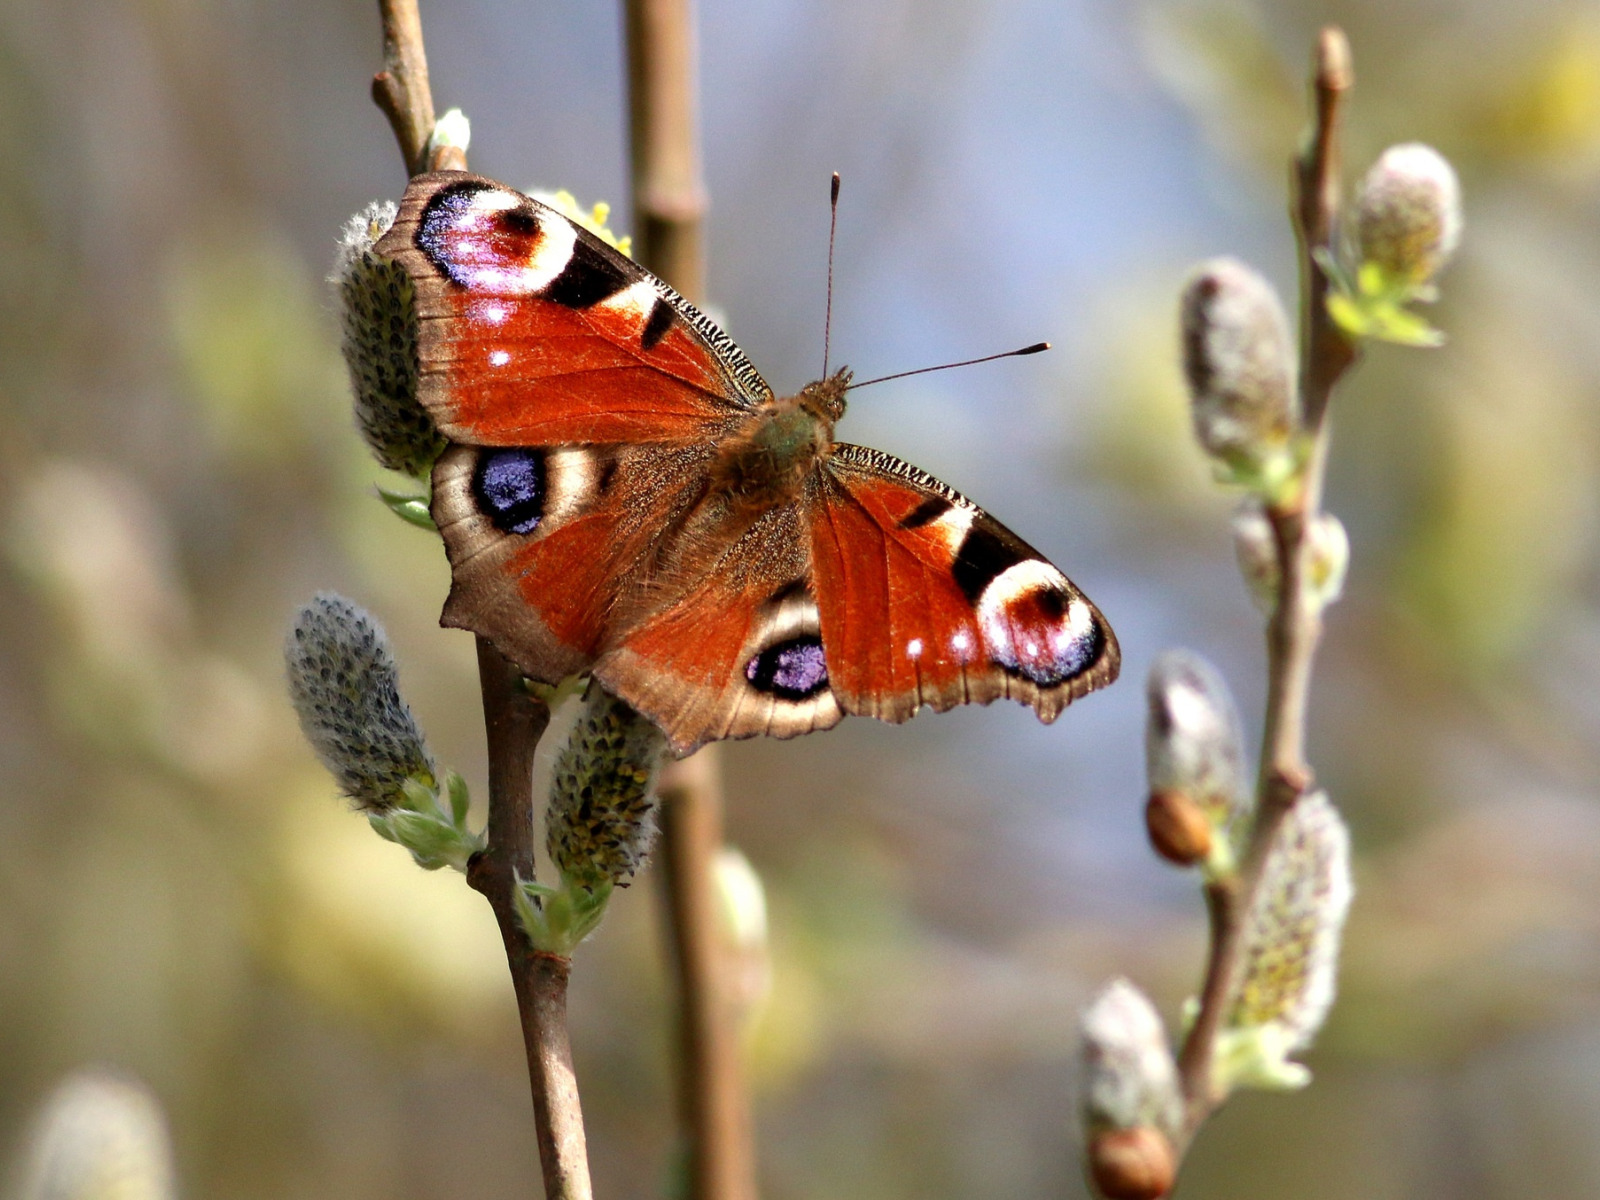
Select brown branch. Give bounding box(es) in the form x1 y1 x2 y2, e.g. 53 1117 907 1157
626 0 709 298
624 7 756 1195
372 0 465 174
467 643 593 1200
657 754 759 1200
1175 26 1356 1144
368 6 591 1196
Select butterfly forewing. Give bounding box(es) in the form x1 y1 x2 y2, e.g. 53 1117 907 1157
810 445 1119 723
377 172 769 447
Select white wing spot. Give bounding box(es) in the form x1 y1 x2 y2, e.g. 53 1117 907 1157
906 638 923 660
598 278 658 321
489 349 511 367
929 505 977 553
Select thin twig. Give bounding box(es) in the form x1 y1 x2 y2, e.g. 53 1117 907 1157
371 0 435 176
1174 26 1356 1142
372 0 465 174
468 643 592 1200
368 6 591 1197
624 4 758 1197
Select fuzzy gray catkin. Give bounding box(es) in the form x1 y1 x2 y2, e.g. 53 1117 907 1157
1145 649 1250 828
332 202 444 477
1228 791 1352 1049
1354 143 1462 285
1179 258 1297 467
1079 978 1182 1137
546 680 669 890
285 593 436 811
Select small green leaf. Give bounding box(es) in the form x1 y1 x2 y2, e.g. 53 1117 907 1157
445 769 471 826
377 487 436 530
513 870 614 955
1322 252 1446 347
1212 1024 1312 1093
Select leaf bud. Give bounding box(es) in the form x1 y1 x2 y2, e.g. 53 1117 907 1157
332 202 443 478
1354 143 1462 287
427 108 472 159
1145 650 1250 872
1232 503 1349 615
1306 511 1349 608
1231 502 1279 615
1086 1126 1176 1200
1144 789 1213 866
285 593 436 812
1179 258 1299 494
715 847 773 1022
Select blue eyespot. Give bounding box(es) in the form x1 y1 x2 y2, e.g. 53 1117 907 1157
473 448 545 535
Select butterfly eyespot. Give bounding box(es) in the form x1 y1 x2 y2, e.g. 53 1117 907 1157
977 564 1103 686
473 448 546 534
745 635 829 700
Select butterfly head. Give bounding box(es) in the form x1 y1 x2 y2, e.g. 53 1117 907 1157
796 367 852 426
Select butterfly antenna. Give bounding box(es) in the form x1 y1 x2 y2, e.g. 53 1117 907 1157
848 342 1050 391
823 171 841 379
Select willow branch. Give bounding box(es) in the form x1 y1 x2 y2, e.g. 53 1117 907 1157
368 6 590 1197
372 0 465 174
1175 26 1355 1143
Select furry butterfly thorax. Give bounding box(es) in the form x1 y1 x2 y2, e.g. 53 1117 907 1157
368 171 1120 754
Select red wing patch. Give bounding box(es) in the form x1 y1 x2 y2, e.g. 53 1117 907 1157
431 441 717 682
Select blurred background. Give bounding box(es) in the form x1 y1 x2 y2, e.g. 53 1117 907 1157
5 0 1600 1196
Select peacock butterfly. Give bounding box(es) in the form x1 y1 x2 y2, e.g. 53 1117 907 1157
374 171 1120 754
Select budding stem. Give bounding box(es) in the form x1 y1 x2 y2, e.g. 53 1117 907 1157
1175 25 1357 1147
370 7 589 1195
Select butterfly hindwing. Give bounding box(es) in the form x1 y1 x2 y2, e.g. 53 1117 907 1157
810 444 1119 724
595 504 844 751
376 171 770 447
432 438 720 682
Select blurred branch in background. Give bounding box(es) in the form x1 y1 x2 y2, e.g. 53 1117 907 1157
624 2 760 1197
